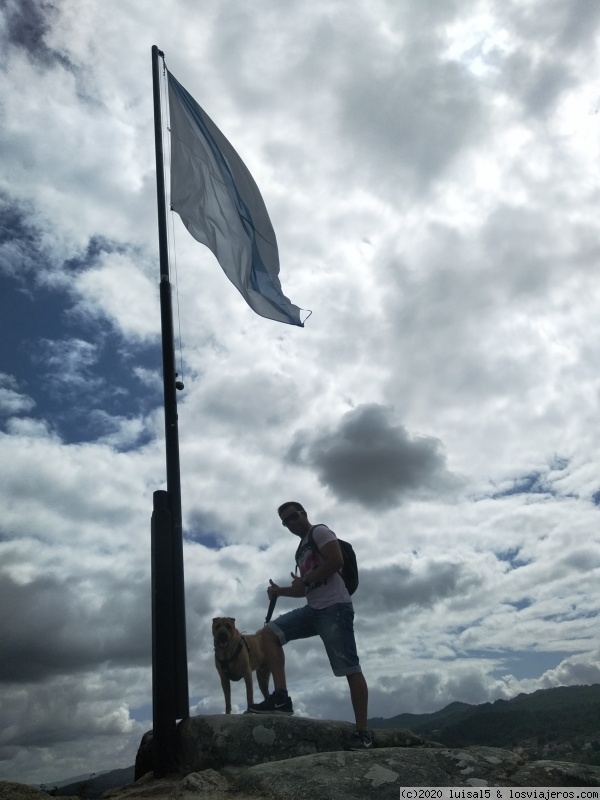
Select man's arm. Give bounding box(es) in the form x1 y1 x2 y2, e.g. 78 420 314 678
267 538 345 599
303 539 344 586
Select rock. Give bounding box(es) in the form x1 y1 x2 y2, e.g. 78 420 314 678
132 716 600 794
511 759 600 787
134 732 154 782
101 777 181 799
176 714 424 772
240 749 450 799
238 746 600 799
129 714 598 798
103 769 230 800
238 746 522 799
436 746 524 785
0 784 71 800
6 717 599 800
177 770 230 796
6 741 599 800
179 769 227 791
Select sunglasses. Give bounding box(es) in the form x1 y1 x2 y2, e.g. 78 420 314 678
281 510 301 527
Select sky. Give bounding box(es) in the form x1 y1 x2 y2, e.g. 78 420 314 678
1 0 600 787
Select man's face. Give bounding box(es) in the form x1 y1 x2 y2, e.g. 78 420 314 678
279 506 310 536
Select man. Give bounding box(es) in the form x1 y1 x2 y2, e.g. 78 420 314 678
248 501 372 750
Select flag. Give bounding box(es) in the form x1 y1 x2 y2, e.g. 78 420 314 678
167 71 306 327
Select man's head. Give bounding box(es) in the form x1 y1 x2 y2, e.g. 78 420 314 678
278 501 311 536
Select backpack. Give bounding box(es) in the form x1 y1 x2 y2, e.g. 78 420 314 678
295 524 359 595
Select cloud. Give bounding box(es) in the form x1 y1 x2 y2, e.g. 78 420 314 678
539 649 600 688
0 197 54 286
0 374 35 416
358 559 480 614
71 253 159 341
0 572 150 682
287 404 459 509
1 0 70 67
335 33 486 197
33 337 101 389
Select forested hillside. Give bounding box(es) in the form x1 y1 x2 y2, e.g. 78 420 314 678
369 684 600 765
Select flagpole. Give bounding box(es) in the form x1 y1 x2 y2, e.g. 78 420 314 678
150 44 189 771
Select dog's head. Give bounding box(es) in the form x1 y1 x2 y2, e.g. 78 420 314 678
212 616 236 649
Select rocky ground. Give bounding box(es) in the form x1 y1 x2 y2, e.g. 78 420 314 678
3 715 600 800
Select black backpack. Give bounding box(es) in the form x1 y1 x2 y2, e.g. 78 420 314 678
296 524 359 595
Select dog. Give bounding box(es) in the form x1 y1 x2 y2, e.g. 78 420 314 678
212 617 271 714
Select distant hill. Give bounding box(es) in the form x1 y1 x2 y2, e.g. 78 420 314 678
42 766 135 798
369 684 600 766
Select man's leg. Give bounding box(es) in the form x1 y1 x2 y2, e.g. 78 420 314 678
315 603 371 746
347 671 368 731
249 607 315 715
248 628 293 714
262 625 287 691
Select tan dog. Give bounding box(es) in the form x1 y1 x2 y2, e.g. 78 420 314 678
212 617 271 714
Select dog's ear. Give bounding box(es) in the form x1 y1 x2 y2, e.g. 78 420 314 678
227 617 236 625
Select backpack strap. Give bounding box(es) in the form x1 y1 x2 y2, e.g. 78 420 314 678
295 524 324 569
295 525 341 587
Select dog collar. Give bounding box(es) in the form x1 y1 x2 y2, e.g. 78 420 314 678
215 635 250 677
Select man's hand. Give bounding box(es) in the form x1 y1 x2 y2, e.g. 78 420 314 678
290 572 306 594
268 574 306 599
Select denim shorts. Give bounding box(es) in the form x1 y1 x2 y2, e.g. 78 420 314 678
267 602 361 677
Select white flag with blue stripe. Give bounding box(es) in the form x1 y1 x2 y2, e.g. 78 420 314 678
168 71 306 327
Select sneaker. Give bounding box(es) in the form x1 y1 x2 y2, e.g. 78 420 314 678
248 692 294 715
349 730 373 750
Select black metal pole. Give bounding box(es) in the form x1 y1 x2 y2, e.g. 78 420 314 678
151 491 177 776
151 44 189 731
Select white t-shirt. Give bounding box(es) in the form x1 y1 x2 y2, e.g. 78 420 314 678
296 524 352 610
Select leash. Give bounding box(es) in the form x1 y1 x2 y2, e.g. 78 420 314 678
265 596 277 624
